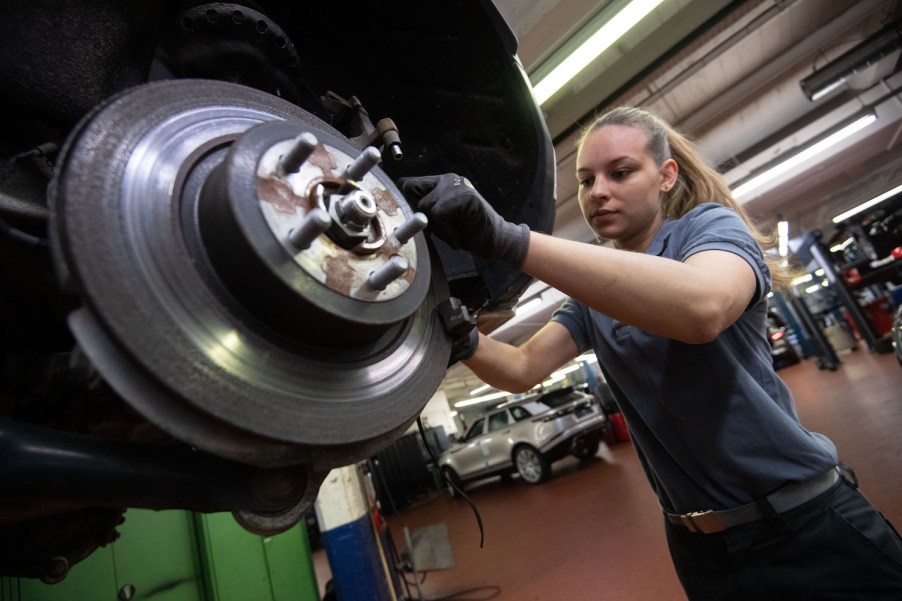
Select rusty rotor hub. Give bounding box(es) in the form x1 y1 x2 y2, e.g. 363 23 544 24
198 120 430 347
50 80 451 470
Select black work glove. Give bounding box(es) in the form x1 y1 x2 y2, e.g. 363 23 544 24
449 328 479 366
437 297 479 366
401 173 530 269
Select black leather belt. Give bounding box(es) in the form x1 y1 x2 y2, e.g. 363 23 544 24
665 467 840 534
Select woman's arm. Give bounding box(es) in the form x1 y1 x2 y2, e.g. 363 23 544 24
463 321 579 393
522 232 757 344
399 173 757 345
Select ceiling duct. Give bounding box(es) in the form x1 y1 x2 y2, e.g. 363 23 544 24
800 21 902 101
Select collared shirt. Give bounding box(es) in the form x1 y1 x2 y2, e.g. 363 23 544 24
552 203 838 512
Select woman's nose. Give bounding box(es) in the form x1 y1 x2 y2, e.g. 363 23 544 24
590 177 608 200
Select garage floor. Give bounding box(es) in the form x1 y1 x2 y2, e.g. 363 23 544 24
314 348 902 600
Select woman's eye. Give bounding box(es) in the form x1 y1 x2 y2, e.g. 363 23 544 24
612 169 630 179
578 178 592 188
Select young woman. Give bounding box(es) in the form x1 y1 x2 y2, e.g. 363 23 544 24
401 107 902 599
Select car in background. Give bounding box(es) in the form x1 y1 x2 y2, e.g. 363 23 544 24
438 387 606 495
768 314 801 370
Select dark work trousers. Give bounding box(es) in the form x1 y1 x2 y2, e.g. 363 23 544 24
665 477 902 600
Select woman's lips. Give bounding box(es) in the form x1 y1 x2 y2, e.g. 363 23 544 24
591 209 617 225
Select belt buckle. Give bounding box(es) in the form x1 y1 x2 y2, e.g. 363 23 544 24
681 510 727 534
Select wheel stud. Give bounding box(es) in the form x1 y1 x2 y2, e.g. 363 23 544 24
368 256 408 290
280 132 318 174
392 213 428 245
288 207 332 249
344 146 381 181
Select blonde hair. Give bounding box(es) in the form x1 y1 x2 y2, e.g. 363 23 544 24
579 107 793 289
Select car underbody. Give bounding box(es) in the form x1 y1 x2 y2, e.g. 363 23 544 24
0 0 555 581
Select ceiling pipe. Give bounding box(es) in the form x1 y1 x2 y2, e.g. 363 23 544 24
685 0 890 158
800 21 902 101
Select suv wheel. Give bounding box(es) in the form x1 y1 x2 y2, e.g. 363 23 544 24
573 439 600 460
514 445 550 484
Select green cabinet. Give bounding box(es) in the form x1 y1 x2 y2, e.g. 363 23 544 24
1 510 319 601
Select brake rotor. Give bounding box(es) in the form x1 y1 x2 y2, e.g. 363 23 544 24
50 79 450 468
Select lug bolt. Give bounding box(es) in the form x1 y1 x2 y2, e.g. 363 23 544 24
368 256 409 290
345 146 381 181
288 207 332 249
280 132 318 174
336 190 377 231
393 213 428 245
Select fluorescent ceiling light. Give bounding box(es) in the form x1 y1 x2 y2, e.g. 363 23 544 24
470 383 492 396
805 284 821 294
792 273 813 286
829 238 854 253
800 24 902 102
541 364 582 388
531 0 666 105
732 113 877 201
829 239 853 253
808 78 846 102
455 390 509 408
777 220 789 257
831 182 902 223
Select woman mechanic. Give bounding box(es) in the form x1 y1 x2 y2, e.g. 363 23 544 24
401 107 902 599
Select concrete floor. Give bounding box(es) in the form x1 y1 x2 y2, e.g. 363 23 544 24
315 347 902 600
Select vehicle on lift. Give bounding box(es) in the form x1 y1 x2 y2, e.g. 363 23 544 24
767 313 801 370
0 0 555 582
439 388 606 494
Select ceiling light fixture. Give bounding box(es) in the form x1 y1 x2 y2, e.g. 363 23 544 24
470 383 492 396
777 219 789 257
531 0 666 105
800 24 902 102
829 237 854 253
831 182 902 223
731 112 877 201
541 364 582 388
454 390 509 408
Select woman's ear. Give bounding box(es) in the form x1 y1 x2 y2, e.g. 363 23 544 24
660 158 678 192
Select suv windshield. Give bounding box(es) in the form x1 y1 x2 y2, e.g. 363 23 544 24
538 388 585 409
462 418 485 442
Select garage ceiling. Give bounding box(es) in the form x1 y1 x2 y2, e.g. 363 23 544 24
440 0 902 408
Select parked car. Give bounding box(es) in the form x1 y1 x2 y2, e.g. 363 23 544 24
439 388 606 494
768 314 801 370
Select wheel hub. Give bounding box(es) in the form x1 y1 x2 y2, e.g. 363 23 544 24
50 80 451 469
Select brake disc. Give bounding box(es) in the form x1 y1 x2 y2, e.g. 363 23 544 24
50 79 450 469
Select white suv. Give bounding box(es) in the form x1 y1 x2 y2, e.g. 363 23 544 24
439 388 607 494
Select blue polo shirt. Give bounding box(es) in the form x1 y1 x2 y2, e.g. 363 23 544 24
551 203 838 513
